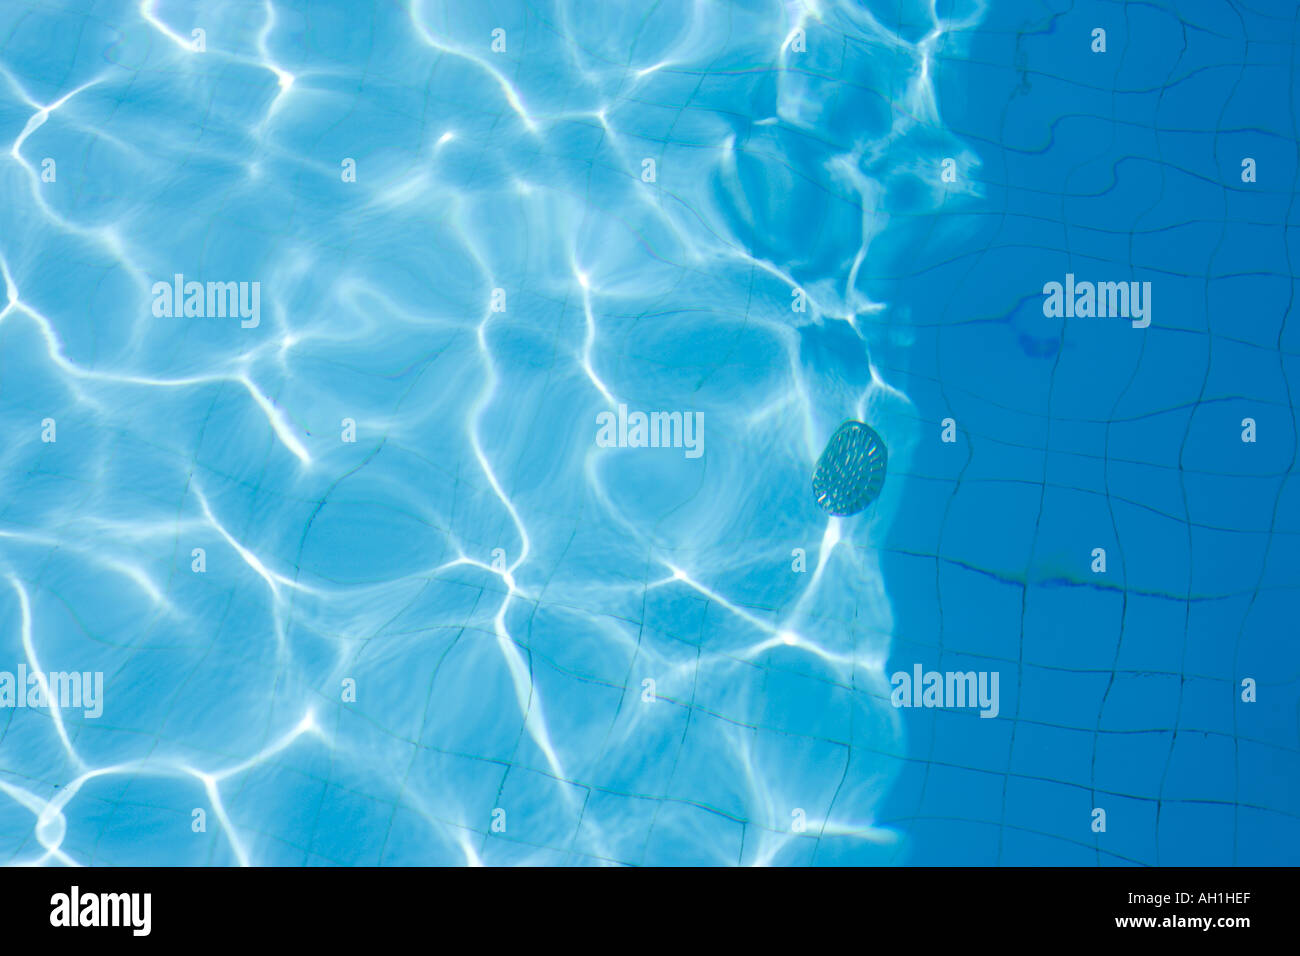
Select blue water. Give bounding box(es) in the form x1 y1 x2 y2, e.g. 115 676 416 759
0 0 1295 866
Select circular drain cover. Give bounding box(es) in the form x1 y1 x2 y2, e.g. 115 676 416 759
811 420 887 516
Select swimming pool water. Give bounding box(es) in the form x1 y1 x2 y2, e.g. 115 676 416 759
0 0 1295 866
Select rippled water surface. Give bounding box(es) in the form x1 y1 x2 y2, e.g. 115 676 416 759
0 1 1295 866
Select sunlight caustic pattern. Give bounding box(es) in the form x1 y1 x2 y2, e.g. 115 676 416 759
0 0 982 865
8 0 1293 869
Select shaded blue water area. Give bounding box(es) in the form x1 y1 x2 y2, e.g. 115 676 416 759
874 3 1300 864
0 0 1294 867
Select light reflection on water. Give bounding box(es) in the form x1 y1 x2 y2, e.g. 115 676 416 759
0 0 984 865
